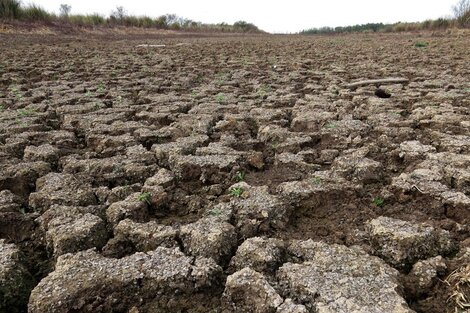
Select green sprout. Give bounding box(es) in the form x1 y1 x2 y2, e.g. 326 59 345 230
373 197 385 208
137 192 152 205
215 73 228 85
271 142 280 150
256 85 272 98
230 187 244 198
15 118 27 126
10 86 22 99
324 122 337 129
0 105 4 111
311 176 322 185
97 83 106 93
17 108 35 117
215 93 226 103
235 171 245 182
414 41 428 48
209 207 223 216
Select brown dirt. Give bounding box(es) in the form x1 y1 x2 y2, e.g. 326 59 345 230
0 29 469 312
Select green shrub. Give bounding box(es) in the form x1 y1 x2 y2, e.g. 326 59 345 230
415 41 428 48
0 0 21 19
22 4 52 21
432 18 451 29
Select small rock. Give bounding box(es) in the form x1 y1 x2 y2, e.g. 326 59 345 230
229 237 285 274
407 256 447 296
144 168 176 190
276 299 308 313
28 247 222 312
112 219 178 251
222 267 283 313
39 207 108 257
229 182 290 238
23 144 60 165
180 217 237 265
106 193 149 226
278 240 413 313
366 216 456 269
29 173 96 213
0 240 35 313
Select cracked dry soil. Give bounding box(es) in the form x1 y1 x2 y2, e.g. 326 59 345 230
0 31 469 313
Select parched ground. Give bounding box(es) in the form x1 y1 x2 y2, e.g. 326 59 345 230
0 30 469 313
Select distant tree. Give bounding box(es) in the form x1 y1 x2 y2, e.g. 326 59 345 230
233 21 259 32
453 0 470 27
111 6 127 22
59 4 71 17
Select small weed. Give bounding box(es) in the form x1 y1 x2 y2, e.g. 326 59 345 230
311 176 322 185
215 93 226 103
230 187 244 198
9 86 22 99
324 122 337 129
112 164 124 173
85 90 92 97
17 108 35 117
137 192 152 205
215 73 228 85
93 103 101 110
415 41 428 48
235 171 245 182
272 142 280 150
372 197 385 207
209 207 223 216
256 85 272 98
15 118 26 126
97 83 106 93
0 105 4 111
195 74 204 83
191 90 199 98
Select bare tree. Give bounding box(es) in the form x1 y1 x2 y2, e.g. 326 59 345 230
111 6 127 22
59 4 71 17
453 0 470 27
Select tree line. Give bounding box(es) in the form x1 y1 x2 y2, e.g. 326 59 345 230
0 0 262 33
300 0 470 34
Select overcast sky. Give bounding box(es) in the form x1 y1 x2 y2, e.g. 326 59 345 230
31 0 457 33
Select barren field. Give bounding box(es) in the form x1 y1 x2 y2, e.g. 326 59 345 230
0 31 469 313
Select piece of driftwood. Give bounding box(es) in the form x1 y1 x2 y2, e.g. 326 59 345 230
345 77 409 89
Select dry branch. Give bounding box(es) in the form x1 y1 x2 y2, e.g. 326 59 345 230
345 77 409 89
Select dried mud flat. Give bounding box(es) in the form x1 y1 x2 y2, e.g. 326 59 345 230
0 31 469 313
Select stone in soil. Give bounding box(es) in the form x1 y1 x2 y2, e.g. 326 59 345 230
366 216 456 269
277 240 414 313
0 240 35 313
29 173 96 213
229 237 285 274
28 247 222 312
222 267 283 313
228 182 290 238
180 216 238 265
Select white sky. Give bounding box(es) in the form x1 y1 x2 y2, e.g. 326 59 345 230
30 0 456 33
